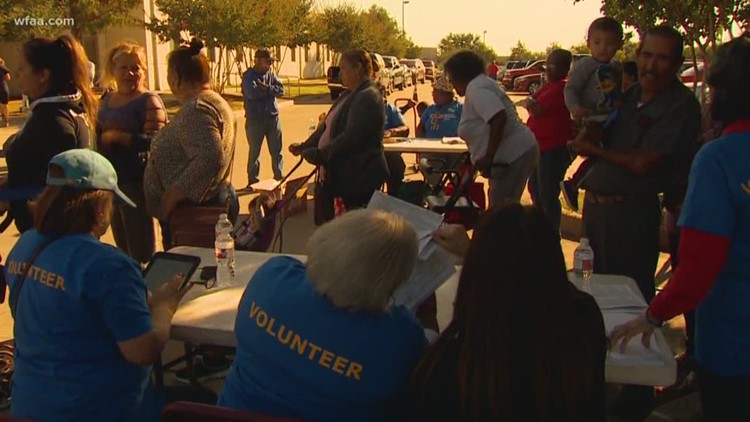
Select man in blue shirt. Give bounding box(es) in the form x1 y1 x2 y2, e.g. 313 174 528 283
242 50 284 187
417 76 462 139
383 95 410 196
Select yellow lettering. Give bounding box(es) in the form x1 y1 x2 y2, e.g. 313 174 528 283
276 325 293 344
346 362 363 380
266 318 277 337
30 266 40 281
319 350 334 368
308 343 322 361
249 301 260 319
6 261 15 275
291 334 308 355
256 310 268 328
54 275 65 291
39 270 49 286
332 356 349 374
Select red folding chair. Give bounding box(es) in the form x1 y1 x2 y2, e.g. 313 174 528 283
162 402 306 422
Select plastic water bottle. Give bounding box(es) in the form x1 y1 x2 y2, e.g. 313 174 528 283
215 213 235 288
574 238 595 291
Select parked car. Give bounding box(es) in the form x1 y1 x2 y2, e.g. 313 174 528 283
327 52 391 100
422 59 436 82
501 59 545 90
402 65 414 87
383 55 408 90
400 58 426 84
514 73 544 95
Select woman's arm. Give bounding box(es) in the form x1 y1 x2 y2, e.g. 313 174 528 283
118 274 192 365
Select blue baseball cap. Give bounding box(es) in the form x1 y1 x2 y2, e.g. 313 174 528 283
46 149 136 207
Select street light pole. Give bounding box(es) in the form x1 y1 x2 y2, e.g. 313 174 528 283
483 30 487 45
402 0 410 36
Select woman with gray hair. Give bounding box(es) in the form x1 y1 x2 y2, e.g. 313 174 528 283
218 209 427 421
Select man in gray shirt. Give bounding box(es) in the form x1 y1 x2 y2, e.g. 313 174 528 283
569 25 700 419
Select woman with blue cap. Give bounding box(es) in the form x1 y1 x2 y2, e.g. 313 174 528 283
4 149 194 421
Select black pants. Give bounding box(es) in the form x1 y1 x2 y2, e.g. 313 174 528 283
582 195 662 302
697 366 750 421
384 152 406 196
583 195 662 414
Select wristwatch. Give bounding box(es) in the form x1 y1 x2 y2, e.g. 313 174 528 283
645 309 665 328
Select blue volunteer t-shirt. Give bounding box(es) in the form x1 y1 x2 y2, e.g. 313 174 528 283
678 126 750 377
420 101 463 139
218 256 426 422
384 103 406 130
5 230 160 421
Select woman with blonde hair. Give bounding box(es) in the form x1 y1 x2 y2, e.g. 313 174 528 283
97 41 167 264
219 209 427 421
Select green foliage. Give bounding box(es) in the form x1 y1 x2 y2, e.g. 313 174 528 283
0 0 140 40
438 32 498 64
508 40 537 61
317 4 366 54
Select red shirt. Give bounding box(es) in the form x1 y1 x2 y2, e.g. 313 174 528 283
526 79 574 153
487 63 499 77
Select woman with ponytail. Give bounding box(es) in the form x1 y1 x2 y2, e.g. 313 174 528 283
2 34 96 233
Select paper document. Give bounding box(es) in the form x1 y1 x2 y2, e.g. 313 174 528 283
393 246 457 310
589 283 648 311
604 312 664 366
368 191 443 259
441 137 464 144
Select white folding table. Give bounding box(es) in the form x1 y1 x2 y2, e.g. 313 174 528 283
163 247 676 387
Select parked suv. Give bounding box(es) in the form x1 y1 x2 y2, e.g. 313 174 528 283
400 58 426 84
501 59 545 90
383 55 408 90
422 60 436 82
327 52 392 99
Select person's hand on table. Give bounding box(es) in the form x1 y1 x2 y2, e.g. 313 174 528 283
149 273 193 314
432 224 470 258
609 312 656 352
383 129 393 138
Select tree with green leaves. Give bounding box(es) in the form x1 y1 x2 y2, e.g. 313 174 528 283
317 4 367 62
438 32 498 64
509 40 535 61
0 0 140 41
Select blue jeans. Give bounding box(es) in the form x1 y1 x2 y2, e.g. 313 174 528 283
527 145 571 235
246 115 283 181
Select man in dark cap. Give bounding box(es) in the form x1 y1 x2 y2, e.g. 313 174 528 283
242 49 285 188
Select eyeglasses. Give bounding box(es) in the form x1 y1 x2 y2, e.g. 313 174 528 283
188 266 218 290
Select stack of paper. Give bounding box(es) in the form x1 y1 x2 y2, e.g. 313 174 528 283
368 191 443 260
368 191 457 309
590 284 648 311
441 137 465 144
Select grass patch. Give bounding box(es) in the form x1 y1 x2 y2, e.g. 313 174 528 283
282 84 330 98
